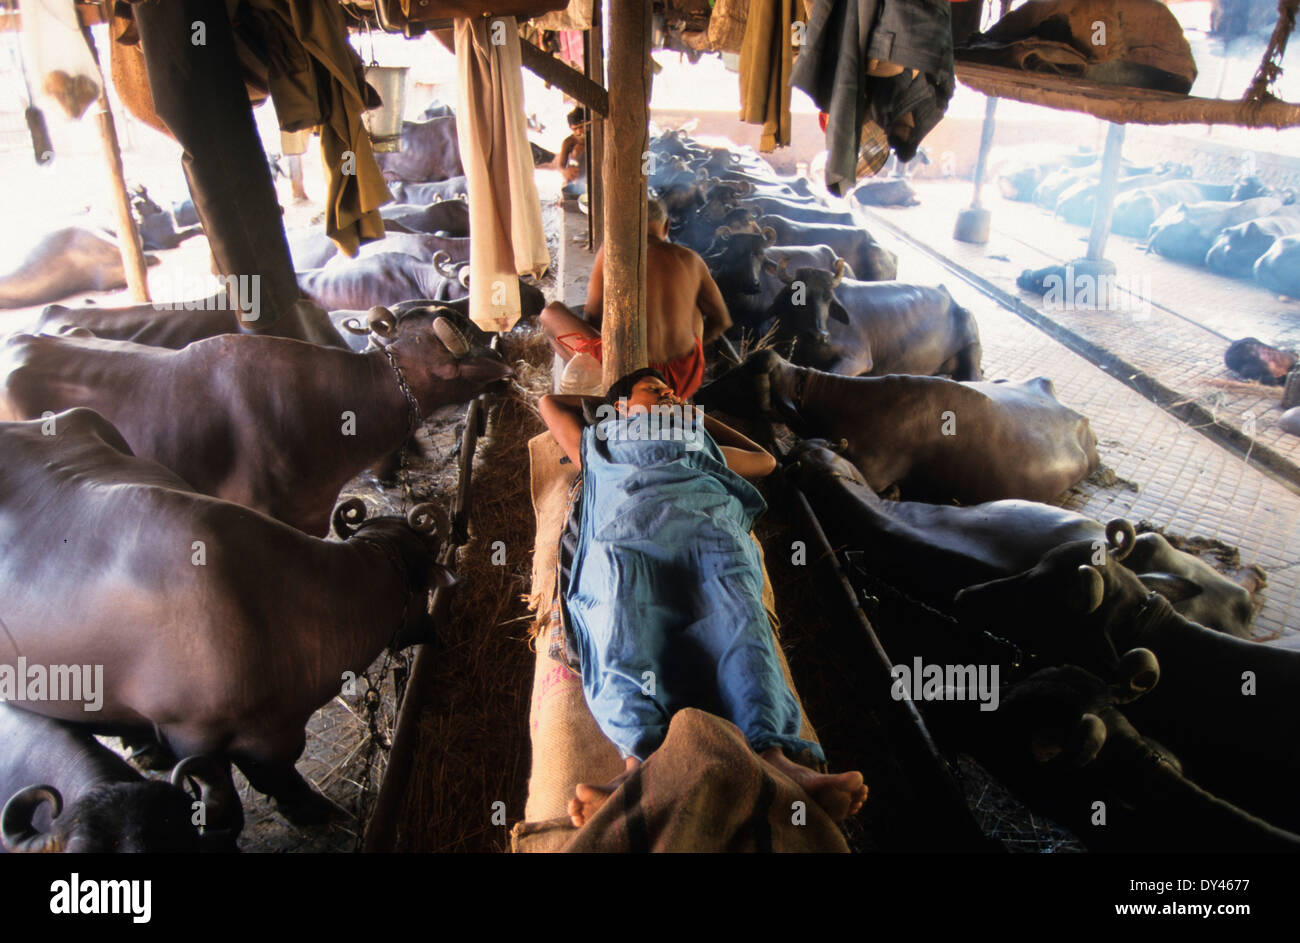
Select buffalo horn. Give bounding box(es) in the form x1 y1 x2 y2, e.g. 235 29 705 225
1117 647 1160 698
1065 713 1107 766
714 224 734 242
1105 519 1136 561
367 305 397 336
432 250 457 279
457 265 471 288
407 502 450 543
432 193 443 203
341 317 371 336
1 785 63 853
332 497 368 539
762 226 777 247
831 258 846 287
433 316 471 357
1070 565 1105 614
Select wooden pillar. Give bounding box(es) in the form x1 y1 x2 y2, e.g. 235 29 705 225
1086 122 1126 262
599 0 651 386
85 25 151 302
584 6 605 250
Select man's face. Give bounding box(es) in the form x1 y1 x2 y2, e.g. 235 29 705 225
618 376 681 413
570 122 587 141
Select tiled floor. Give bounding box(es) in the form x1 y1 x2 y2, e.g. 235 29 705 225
855 196 1300 639
859 181 1300 476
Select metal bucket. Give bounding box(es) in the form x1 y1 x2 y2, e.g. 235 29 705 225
363 65 409 153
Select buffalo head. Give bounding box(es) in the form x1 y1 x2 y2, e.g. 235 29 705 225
704 225 776 293
2 754 235 853
358 305 513 409
695 348 801 425
766 258 847 362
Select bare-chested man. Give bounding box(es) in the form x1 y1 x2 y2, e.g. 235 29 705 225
539 197 731 399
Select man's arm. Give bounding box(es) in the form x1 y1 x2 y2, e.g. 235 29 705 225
695 256 732 345
701 411 776 480
539 394 601 468
583 246 605 328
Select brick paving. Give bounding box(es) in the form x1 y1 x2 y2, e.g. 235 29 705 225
853 195 1300 638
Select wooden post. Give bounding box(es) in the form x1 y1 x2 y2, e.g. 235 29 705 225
585 7 605 250
85 24 151 302
1086 122 1127 261
600 0 650 386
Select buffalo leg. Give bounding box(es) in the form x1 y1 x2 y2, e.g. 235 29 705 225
949 341 983 382
232 747 342 826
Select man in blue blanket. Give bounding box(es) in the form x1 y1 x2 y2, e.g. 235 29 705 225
540 369 868 827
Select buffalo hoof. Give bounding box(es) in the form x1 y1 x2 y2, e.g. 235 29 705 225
275 787 345 827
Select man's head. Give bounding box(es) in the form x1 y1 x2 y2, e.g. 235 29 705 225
647 196 668 238
568 106 588 140
603 367 679 414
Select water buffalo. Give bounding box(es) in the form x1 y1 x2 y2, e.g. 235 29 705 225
788 440 1256 634
1112 180 1235 239
1254 233 1300 297
1147 197 1284 263
35 296 347 350
1223 336 1297 384
373 116 463 183
0 228 159 310
852 178 919 207
378 200 470 237
0 308 510 536
929 661 1300 851
766 264 983 379
1055 170 1191 228
707 177 818 204
389 177 469 204
758 215 898 282
704 226 850 332
1206 212 1300 277
953 520 1300 831
696 350 1098 504
1 704 233 853
297 251 468 310
714 188 854 226
0 408 455 827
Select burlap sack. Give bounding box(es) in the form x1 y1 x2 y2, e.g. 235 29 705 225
533 0 594 32
707 0 750 55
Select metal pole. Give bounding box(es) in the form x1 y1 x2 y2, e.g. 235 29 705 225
969 95 998 209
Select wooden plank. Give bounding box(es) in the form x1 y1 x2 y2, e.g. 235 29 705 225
518 36 608 116
599 0 650 386
956 61 1300 129
585 11 604 249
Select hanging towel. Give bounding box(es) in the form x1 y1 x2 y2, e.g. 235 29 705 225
738 0 801 151
455 16 550 333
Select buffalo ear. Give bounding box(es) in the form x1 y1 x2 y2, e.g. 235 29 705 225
1138 573 1203 603
761 259 778 275
829 302 851 324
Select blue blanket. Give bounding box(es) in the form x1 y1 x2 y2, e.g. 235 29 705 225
564 411 823 763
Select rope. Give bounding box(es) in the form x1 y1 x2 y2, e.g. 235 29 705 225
1245 0 1299 103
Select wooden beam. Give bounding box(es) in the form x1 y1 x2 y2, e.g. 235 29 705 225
1086 122 1126 261
518 37 609 116
85 22 150 302
584 11 604 249
600 0 651 386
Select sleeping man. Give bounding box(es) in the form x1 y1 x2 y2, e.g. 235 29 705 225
539 369 868 828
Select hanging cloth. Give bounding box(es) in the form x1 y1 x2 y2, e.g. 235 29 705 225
454 16 550 333
738 0 802 151
243 0 390 257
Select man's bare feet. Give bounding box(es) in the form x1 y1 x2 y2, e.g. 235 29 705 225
760 747 868 822
569 756 641 827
